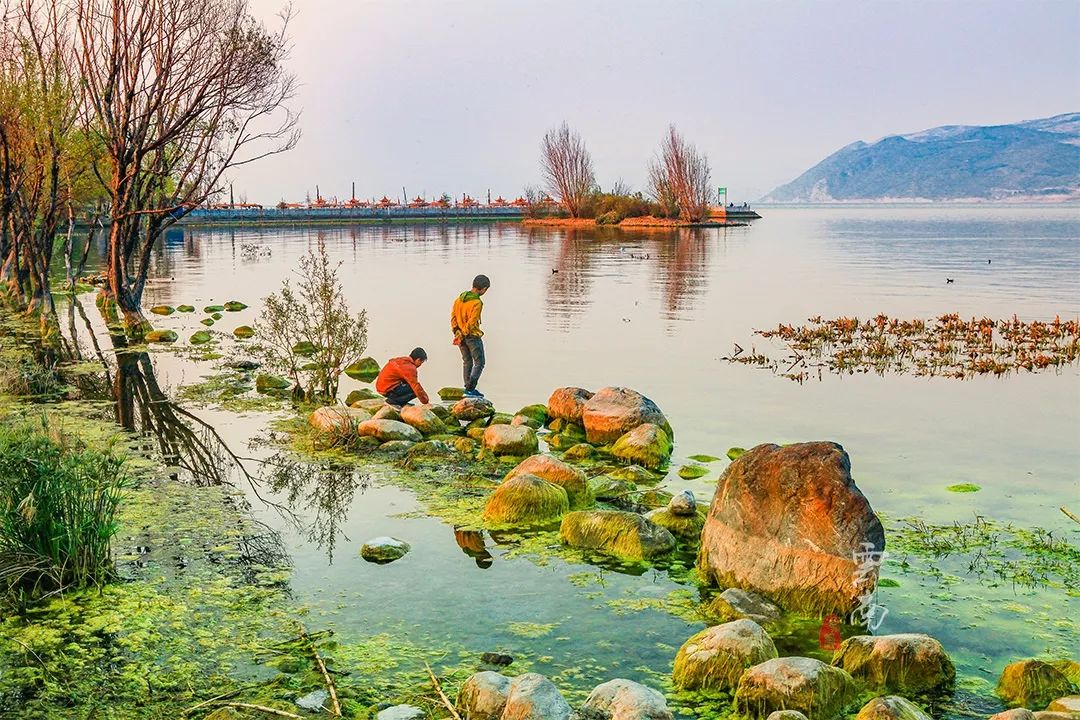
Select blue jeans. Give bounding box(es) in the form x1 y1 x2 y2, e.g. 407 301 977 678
459 336 485 391
383 381 416 406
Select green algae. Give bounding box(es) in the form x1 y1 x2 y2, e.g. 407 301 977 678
687 454 721 463
506 621 559 638
178 368 284 413
946 483 981 493
677 463 710 480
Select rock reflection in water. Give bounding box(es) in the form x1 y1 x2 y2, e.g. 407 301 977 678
453 527 494 568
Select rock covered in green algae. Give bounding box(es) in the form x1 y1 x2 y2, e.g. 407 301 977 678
453 396 496 421
150 305 174 315
516 404 549 426
467 426 487 442
582 386 672 445
255 374 291 393
400 405 448 436
406 440 456 464
678 463 709 479
345 388 379 405
645 506 705 540
997 660 1078 709
344 356 381 382
358 418 422 443
765 712 809 720
359 536 410 563
223 301 247 311
189 330 212 344
438 386 465 401
452 436 478 455
489 412 515 426
1047 697 1080 714
559 510 675 561
608 465 661 484
589 475 637 503
429 404 452 422
562 443 597 462
200 317 215 326
611 423 672 470
547 386 594 423
145 329 178 343
735 656 858 720
689 454 722 463
232 325 254 339
727 447 746 461
483 424 538 457
309 405 372 436
673 619 778 692
203 304 225 313
352 397 387 412
832 634 955 694
855 696 933 720
482 474 569 526
505 454 592 509
705 588 781 625
511 413 542 429
578 678 673 720
377 439 416 455
176 304 195 313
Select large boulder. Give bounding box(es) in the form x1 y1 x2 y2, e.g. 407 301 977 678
502 673 571 720
582 387 671 445
832 634 955 694
483 474 569 526
611 424 672 470
400 405 448 436
456 671 512 720
854 696 933 720
506 455 592 509
704 588 781 625
735 656 858 720
673 619 778 692
559 510 676 562
309 405 372 435
483 425 539 457
997 660 1078 709
357 418 423 443
547 387 594 423
697 441 885 615
988 712 1035 720
453 396 496 421
575 678 673 720
1047 697 1080 714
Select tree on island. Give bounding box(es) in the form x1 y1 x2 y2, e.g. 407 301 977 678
649 125 712 222
74 0 300 333
540 121 595 218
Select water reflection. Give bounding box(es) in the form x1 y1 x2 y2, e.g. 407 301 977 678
453 527 493 569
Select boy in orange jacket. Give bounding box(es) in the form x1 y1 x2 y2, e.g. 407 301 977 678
374 348 429 407
451 274 490 398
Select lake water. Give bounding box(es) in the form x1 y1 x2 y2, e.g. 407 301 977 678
77 206 1080 715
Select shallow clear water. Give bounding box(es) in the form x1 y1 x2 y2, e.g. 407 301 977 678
92 206 1080 713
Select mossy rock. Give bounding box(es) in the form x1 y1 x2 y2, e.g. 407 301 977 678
256 374 291 393
487 412 513 426
212 312 223 320
559 510 676 561
639 488 673 509
832 634 955 694
645 506 706 539
674 620 778 692
223 301 248 311
429 405 452 422
438 386 465 401
200 317 215 326
292 340 320 356
546 433 583 451
516 404 549 425
145 329 178 343
150 305 175 316
678 463 710 480
689 454 721 463
549 419 587 441
233 326 255 339
505 455 593 509
704 588 782 625
854 697 933 720
1050 660 1080 686
511 413 542 429
452 437 478 455
344 357 380 383
727 447 746 461
377 439 416 455
203 304 225 313
354 436 381 452
612 424 671 470
997 660 1078 709
189 330 213 345
482 474 569 527
346 388 380 405
176 304 196 313
589 476 637 502
735 656 858 720
563 443 597 462
467 427 487 442
467 416 492 431
608 465 662 485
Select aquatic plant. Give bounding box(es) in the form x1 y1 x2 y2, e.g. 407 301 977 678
0 418 132 603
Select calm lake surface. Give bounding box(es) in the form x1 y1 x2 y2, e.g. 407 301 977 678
99 206 1079 714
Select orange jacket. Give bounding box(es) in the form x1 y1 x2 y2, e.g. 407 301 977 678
451 290 484 338
375 356 429 404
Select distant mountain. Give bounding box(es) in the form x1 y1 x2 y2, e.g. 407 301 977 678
763 113 1080 202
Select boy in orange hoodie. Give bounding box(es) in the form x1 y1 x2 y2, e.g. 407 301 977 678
451 274 490 398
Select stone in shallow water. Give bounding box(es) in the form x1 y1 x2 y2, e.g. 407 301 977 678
483 424 538 456
483 474 568 527
559 510 675 561
295 689 329 711
547 386 593 423
505 455 591 509
346 388 379 405
176 304 195 313
673 619 778 692
669 490 696 516
832 633 955 694
189 330 212 345
150 305 174 315
997 660 1078 709
735 656 857 720
438 386 465 401
611 423 672 470
360 536 410 563
232 325 254 339
705 588 781 625
677 464 709 479
579 678 673 720
145 329 178 343
377 706 424 720
582 386 672 444
453 396 496 421
854 696 933 720
223 300 247 311
456 671 513 720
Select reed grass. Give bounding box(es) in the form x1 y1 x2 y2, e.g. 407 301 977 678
0 417 132 604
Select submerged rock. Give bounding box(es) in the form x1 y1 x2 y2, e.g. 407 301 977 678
344 357 381 382
358 418 423 443
589 476 637 503
704 588 781 625
483 425 538 456
559 510 675 561
577 678 673 720
176 304 196 313
669 490 696 515
255 374 290 393
832 634 955 694
611 424 672 470
677 464 709 480
439 386 465 401
735 656 858 720
453 396 496 421
643 506 704 540
506 455 592 509
377 439 415 455
456 670 513 720
582 387 672 445
608 465 660 485
223 300 248 311
1047 697 1080 713
346 387 380 405
854 696 933 720
697 441 884 616
145 329 178 343
376 705 424 720
547 387 594 423
483 474 569 526
360 536 410 563
400 405 448 436
673 619 778 693
295 689 329 712
997 660 1078 709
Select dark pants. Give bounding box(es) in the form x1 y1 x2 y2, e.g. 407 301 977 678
383 381 416 407
459 336 485 391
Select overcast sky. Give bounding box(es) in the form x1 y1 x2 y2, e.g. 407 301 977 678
233 0 1079 204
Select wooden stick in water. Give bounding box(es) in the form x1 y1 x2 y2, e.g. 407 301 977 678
299 623 342 717
426 662 463 720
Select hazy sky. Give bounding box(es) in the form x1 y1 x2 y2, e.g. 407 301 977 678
233 0 1079 204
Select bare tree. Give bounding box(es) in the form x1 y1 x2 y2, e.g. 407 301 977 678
74 0 300 332
648 125 711 222
540 121 595 218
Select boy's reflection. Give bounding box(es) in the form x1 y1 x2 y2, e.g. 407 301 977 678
454 528 493 569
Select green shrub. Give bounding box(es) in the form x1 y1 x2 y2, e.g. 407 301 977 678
0 418 132 603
